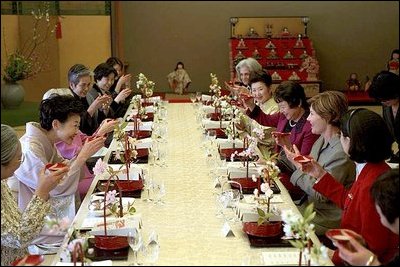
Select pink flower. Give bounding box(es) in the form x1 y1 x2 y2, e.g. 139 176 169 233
105 190 117 206
93 158 107 176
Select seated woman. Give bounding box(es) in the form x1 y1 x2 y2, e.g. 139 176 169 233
236 71 279 160
368 70 399 163
240 81 320 199
87 63 132 126
335 168 399 266
14 95 105 245
224 57 263 96
282 91 356 241
167 61 191 95
1 124 68 266
42 89 117 200
106 57 132 117
296 108 398 265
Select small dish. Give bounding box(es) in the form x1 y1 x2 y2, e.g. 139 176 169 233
325 229 359 252
11 255 44 266
239 93 254 101
271 131 291 137
293 155 312 164
45 162 67 171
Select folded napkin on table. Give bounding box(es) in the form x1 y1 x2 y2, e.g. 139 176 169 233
202 119 230 129
216 138 244 149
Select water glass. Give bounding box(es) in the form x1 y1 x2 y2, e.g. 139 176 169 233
128 228 143 266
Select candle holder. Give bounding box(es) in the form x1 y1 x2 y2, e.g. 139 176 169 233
230 17 239 38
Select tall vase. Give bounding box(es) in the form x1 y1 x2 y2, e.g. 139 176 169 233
1 81 25 109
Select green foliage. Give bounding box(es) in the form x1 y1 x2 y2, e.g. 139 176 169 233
256 207 273 226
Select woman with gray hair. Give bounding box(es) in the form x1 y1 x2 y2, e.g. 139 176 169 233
225 57 263 95
1 124 68 266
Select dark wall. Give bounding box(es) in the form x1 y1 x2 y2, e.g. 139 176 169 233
121 1 399 93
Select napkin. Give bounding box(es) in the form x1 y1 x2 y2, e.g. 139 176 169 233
145 105 155 113
202 105 216 114
202 119 230 129
228 165 260 178
135 138 153 149
216 138 244 149
202 94 212 102
126 121 153 131
88 217 141 236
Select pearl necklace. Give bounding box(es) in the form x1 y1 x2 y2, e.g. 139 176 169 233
289 120 297 127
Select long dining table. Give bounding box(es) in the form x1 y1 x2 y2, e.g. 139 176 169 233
45 101 333 266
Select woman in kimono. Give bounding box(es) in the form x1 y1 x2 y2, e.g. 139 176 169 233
14 95 105 246
1 124 68 265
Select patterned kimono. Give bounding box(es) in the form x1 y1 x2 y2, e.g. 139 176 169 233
167 69 191 94
14 122 83 245
1 181 50 266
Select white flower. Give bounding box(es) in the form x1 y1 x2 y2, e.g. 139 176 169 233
283 224 294 237
93 158 107 176
253 188 259 196
105 190 117 206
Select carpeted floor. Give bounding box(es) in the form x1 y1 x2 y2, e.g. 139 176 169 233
1 101 40 127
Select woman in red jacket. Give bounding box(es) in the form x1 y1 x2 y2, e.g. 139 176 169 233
294 108 398 265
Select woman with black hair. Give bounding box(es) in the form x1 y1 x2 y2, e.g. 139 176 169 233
297 108 398 266
240 80 319 200
335 168 399 266
167 61 191 95
368 71 399 163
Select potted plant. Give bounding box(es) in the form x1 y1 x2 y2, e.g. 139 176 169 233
242 164 282 237
136 73 155 106
2 2 56 109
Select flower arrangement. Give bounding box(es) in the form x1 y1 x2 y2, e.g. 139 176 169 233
209 73 221 97
253 162 280 225
281 203 329 266
136 73 155 98
58 228 95 264
2 2 56 83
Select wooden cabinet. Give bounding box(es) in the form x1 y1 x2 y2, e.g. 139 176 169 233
229 36 322 97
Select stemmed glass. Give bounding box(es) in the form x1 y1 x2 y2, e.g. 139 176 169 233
196 91 202 103
154 181 166 205
189 93 196 106
128 228 143 266
146 232 160 265
142 169 154 202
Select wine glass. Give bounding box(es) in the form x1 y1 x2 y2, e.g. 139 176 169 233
189 93 196 105
146 232 160 265
142 170 154 202
154 181 166 205
196 91 202 103
127 228 143 266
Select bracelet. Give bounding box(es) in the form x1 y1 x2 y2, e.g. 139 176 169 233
365 254 376 266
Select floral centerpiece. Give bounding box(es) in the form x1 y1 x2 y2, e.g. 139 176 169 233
136 73 155 105
242 162 282 237
2 2 56 83
92 158 137 250
281 203 329 266
59 229 92 264
209 73 222 97
2 2 56 108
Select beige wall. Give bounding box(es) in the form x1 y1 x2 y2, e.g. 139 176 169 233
121 1 399 93
1 15 111 102
58 16 112 88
